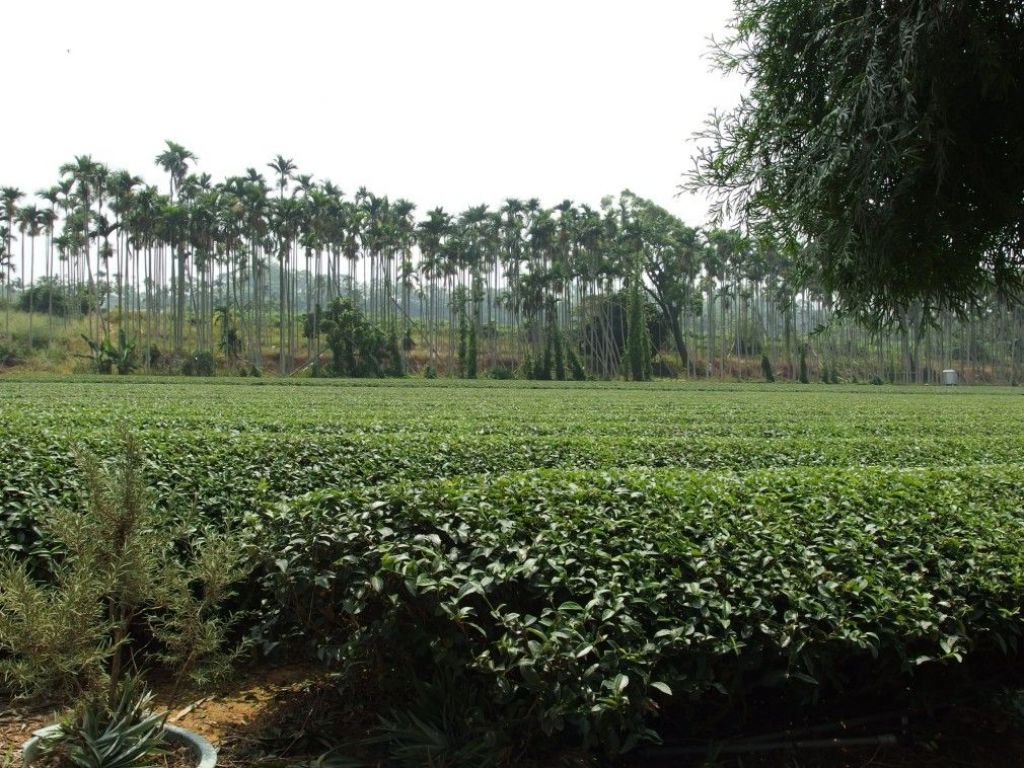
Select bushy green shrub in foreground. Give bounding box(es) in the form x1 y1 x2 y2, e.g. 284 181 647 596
250 464 1024 756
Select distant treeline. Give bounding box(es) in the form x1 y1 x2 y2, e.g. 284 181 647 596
3 144 1022 382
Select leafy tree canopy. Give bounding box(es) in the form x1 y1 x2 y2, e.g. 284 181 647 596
690 0 1024 322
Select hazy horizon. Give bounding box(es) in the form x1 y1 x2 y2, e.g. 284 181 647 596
1 0 743 225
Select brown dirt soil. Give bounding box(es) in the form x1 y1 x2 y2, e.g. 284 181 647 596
159 664 322 755
152 745 196 768
0 663 326 767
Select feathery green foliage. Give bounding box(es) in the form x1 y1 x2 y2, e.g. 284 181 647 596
0 431 248 701
691 0 1024 321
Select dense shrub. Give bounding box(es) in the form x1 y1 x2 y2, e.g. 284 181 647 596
321 297 404 378
250 465 1024 756
17 279 96 317
182 350 216 377
0 345 22 367
485 366 512 380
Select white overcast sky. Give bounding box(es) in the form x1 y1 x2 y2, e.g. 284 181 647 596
1 0 742 225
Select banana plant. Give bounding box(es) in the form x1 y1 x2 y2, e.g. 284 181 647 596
79 328 137 375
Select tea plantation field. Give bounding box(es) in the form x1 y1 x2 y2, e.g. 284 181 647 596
2 376 1023 757
0 378 1018 529
2 378 1021 530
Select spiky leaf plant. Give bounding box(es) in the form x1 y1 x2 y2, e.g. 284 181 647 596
39 678 168 768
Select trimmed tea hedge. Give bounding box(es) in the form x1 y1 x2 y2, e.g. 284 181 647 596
252 464 1024 754
5 429 1024 570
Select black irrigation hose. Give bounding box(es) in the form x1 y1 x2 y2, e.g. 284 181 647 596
640 710 909 760
729 711 909 745
645 733 900 758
